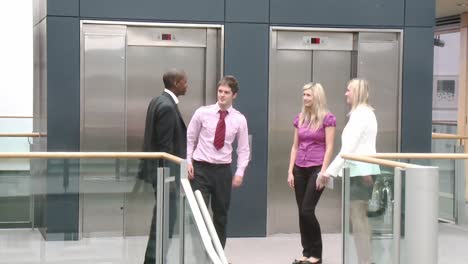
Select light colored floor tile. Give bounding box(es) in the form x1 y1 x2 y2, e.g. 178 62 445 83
0 223 467 263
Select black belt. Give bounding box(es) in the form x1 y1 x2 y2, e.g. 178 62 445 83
193 160 231 168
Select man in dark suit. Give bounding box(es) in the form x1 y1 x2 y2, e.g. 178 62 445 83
138 69 188 264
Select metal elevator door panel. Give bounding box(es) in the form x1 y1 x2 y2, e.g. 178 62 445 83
81 27 127 237
356 33 400 153
268 30 355 235
312 50 352 233
125 46 206 237
268 42 313 234
80 23 223 238
124 26 220 237
268 28 402 236
126 46 206 153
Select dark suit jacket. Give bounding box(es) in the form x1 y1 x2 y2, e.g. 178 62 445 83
137 92 187 183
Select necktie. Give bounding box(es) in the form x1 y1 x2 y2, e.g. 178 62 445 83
214 110 228 150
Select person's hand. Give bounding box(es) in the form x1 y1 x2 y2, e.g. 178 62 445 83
316 172 329 190
232 175 243 188
362 175 373 186
287 172 294 189
187 163 194 180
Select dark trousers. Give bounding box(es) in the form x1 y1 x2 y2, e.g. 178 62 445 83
293 164 324 259
190 160 233 248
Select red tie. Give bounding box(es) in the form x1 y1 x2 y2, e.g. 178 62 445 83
214 110 228 150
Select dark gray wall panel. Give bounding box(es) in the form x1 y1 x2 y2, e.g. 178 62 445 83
270 0 404 26
224 23 269 237
46 17 80 240
226 0 269 23
401 27 433 152
48 0 79 17
47 16 80 152
80 0 224 22
405 0 435 27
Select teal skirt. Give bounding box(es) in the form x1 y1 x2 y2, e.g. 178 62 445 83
347 161 381 200
347 160 381 177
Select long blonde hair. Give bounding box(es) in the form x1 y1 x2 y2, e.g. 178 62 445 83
347 78 373 111
299 82 329 130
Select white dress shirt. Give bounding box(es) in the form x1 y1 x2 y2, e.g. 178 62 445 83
164 89 179 104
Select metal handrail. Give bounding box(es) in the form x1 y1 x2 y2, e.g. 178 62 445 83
341 154 416 168
0 133 45 138
344 152 468 161
342 152 468 167
0 152 183 164
432 120 457 125
370 153 468 159
0 116 33 119
432 132 468 140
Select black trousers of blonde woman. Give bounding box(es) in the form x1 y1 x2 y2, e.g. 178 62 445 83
293 165 324 261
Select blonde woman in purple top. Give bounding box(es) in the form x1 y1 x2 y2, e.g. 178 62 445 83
288 83 336 264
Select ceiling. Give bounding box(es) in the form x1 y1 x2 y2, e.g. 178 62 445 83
437 0 468 18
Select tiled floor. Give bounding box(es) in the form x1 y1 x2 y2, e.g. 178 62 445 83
225 233 342 264
226 223 468 264
0 223 467 263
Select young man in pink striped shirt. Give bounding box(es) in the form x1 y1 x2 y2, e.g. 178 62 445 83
186 75 250 248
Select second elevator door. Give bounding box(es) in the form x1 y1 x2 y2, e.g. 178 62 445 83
269 47 352 234
267 29 401 235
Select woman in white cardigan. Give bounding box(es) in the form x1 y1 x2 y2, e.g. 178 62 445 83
319 78 380 264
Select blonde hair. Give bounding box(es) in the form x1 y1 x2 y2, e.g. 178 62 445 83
347 78 373 110
299 82 329 130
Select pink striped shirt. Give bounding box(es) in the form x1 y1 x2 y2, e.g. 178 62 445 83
187 103 250 177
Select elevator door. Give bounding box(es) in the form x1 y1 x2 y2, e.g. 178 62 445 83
267 29 401 235
80 23 222 238
81 25 127 237
268 30 353 234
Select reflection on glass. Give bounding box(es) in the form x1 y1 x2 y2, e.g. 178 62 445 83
344 162 395 264
0 156 222 263
183 198 211 264
165 165 181 264
430 135 460 222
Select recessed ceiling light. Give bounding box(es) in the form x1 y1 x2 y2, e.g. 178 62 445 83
457 3 468 7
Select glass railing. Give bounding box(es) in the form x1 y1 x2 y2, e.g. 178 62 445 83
0 152 225 264
409 157 466 226
0 129 37 229
342 155 439 264
0 116 34 170
431 133 466 223
342 162 396 264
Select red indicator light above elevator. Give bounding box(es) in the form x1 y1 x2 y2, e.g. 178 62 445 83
311 37 321 44
161 34 172 40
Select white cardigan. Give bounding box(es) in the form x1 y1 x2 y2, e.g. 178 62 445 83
326 105 381 177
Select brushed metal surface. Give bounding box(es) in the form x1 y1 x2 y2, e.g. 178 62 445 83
127 26 207 47
268 43 312 234
357 33 399 154
126 45 205 153
312 51 352 233
80 23 223 238
277 30 353 51
81 28 127 237
268 29 402 235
